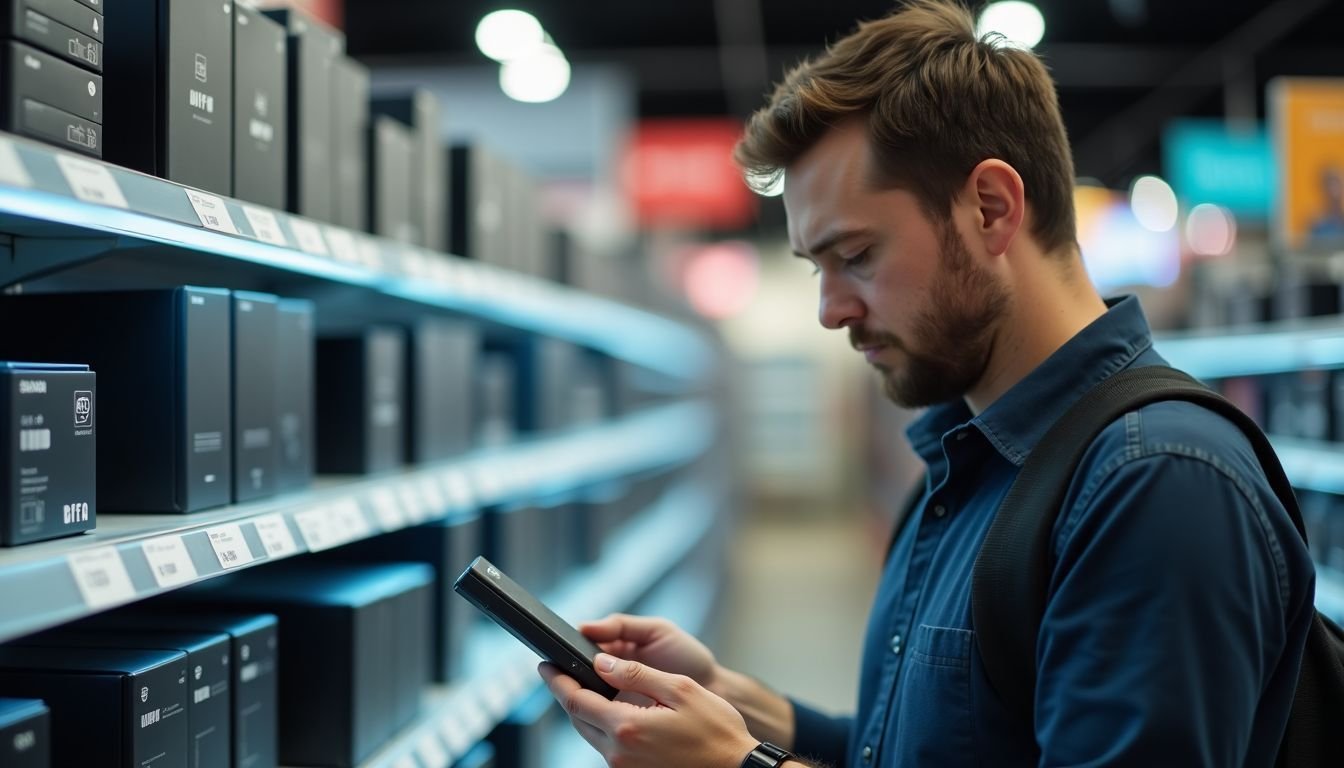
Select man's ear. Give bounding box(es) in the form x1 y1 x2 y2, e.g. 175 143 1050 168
964 159 1025 258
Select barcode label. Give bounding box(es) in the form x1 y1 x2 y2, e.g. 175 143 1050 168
288 219 329 255
419 477 447 517
253 514 299 558
294 506 343 551
68 547 136 607
370 488 406 531
56 154 128 208
241 206 288 246
18 428 50 452
324 228 359 263
205 524 255 569
416 734 449 768
184 189 240 234
398 484 428 524
142 535 198 588
0 138 33 188
331 499 371 541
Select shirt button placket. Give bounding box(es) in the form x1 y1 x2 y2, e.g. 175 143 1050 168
890 634 902 655
932 504 947 518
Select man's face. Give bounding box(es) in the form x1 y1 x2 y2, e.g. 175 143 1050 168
784 121 1009 408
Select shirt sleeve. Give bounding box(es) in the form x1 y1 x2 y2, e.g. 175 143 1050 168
789 698 852 767
1034 451 1306 767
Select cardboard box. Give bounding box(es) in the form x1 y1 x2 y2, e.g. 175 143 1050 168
0 287 231 513
331 55 368 231
316 328 406 474
0 698 49 768
274 299 314 493
372 90 444 251
407 320 477 464
0 646 189 768
231 3 286 209
0 362 95 546
369 115 415 243
231 291 277 503
0 2 101 71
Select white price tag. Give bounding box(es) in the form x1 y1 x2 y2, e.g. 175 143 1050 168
442 470 473 510
393 756 418 768
398 483 428 524
253 514 299 558
370 488 406 531
439 715 471 757
416 734 450 768
481 681 511 718
324 227 359 263
356 237 384 270
68 547 136 608
294 506 342 551
0 138 32 187
419 477 446 517
289 219 329 256
332 499 372 541
184 189 239 234
206 524 256 569
56 154 128 208
402 250 428 278
241 205 288 246
142 535 198 588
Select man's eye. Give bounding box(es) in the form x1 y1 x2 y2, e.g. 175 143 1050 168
845 248 871 269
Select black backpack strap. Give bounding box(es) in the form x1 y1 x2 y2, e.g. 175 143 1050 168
971 365 1308 722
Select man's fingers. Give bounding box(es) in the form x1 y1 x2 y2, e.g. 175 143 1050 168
540 661 625 732
593 653 697 707
580 613 668 644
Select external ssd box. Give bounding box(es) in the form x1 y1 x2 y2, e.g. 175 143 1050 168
407 320 477 464
369 115 415 243
0 646 189 768
0 698 49 768
331 55 368 231
0 3 102 71
371 90 443 249
0 287 232 513
0 362 95 546
231 291 277 503
454 555 618 699
274 299 314 493
3 40 101 121
22 0 99 41
232 3 287 209
316 328 406 474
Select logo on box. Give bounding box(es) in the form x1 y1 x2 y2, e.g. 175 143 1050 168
195 53 208 83
74 390 92 427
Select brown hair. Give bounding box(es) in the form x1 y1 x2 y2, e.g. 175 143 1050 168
734 0 1077 254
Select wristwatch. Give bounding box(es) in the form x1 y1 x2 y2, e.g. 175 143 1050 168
741 742 794 768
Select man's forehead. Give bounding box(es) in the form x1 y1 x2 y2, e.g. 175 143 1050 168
784 121 875 253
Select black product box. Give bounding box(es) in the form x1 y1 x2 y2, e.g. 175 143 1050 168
484 504 549 592
231 291 277 503
369 115 415 242
19 630 231 768
261 7 341 220
407 320 477 464
488 687 556 768
0 41 102 155
371 90 443 251
104 0 232 192
0 2 102 71
232 3 286 209
22 0 98 41
449 144 506 263
316 328 406 474
0 362 95 546
0 287 231 513
0 647 188 768
274 299 314 493
322 512 483 682
0 698 48 768
476 352 516 447
331 55 368 231
455 742 496 768
185 562 434 767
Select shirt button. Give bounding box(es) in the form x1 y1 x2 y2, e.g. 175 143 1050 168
891 634 902 654
933 504 947 518
956 431 968 441
863 745 874 763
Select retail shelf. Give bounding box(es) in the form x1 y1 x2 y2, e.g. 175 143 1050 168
0 399 716 644
0 132 713 382
1315 568 1344 625
1155 317 1344 380
347 476 723 768
1271 437 1344 496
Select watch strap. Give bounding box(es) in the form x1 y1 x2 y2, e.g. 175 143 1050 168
741 741 793 768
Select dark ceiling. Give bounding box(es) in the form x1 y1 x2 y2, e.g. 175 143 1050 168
345 0 1344 186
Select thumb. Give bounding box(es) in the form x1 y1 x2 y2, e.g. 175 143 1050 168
594 653 694 707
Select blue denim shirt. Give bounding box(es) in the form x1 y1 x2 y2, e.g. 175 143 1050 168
791 296 1315 768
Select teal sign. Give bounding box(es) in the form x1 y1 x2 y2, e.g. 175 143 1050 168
1163 119 1276 219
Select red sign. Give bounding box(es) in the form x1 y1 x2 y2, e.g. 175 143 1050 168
622 119 757 230
257 0 343 28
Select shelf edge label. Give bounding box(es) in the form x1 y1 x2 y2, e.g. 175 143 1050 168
55 154 128 208
288 219 329 256
253 514 299 558
205 524 256 569
240 206 288 247
184 189 240 234
68 546 136 608
142 535 199 588
324 227 359 264
0 138 33 188
415 733 450 768
294 505 343 551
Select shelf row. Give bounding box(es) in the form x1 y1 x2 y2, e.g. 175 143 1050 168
0 399 715 644
1155 316 1344 380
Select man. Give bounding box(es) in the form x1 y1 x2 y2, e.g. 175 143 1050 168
541 2 1316 766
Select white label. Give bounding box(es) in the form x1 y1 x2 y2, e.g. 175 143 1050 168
324 228 359 263
332 499 372 541
393 756 418 768
356 237 383 270
294 506 344 552
439 715 471 756
142 535 199 588
481 681 511 717
370 488 406 531
56 154 128 208
206 524 255 569
419 477 447 517
441 470 473 510
288 219 329 255
398 484 428 524
253 514 299 558
184 189 239 234
0 138 33 187
416 734 450 768
241 206 288 246
68 547 136 608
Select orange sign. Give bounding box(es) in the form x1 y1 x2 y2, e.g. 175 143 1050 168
1271 78 1344 251
622 119 757 230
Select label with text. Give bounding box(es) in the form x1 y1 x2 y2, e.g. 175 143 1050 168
206 524 255 569
56 154 128 208
142 535 199 588
68 547 136 607
253 514 299 558
184 189 239 234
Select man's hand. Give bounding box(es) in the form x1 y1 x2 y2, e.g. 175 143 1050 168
579 613 719 687
541 653 758 768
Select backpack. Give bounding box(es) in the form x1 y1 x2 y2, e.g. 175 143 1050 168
888 365 1344 765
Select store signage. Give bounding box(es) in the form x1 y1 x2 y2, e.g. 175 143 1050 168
1270 78 1344 251
622 119 757 230
1163 119 1274 219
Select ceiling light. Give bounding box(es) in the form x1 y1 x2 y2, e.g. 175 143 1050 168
976 1 1046 50
475 9 546 62
1129 175 1178 233
500 44 571 103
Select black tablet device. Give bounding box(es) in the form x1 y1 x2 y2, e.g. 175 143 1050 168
453 556 619 699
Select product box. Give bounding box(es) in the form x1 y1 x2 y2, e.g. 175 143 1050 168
476 352 516 448
316 328 406 474
104 0 232 192
0 362 95 546
371 90 444 251
0 2 102 71
231 291 277 503
19 630 231 768
0 698 48 768
407 320 477 464
274 299 314 493
0 647 189 768
323 512 483 682
261 7 341 220
0 288 231 513
232 3 286 209
0 41 102 155
186 562 433 767
484 503 548 592
487 687 556 768
369 115 415 243
23 0 99 41
331 55 368 231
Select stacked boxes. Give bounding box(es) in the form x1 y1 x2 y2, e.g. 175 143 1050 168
369 115 416 243
274 299 315 493
232 3 287 208
0 0 103 156
371 90 444 250
407 320 477 464
331 56 369 231
231 291 277 503
0 698 48 768
316 328 406 474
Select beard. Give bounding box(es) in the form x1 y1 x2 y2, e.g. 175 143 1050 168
851 219 1009 408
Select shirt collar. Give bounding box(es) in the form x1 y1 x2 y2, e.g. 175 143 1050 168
906 294 1155 467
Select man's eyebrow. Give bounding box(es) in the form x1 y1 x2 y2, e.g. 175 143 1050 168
792 228 873 260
